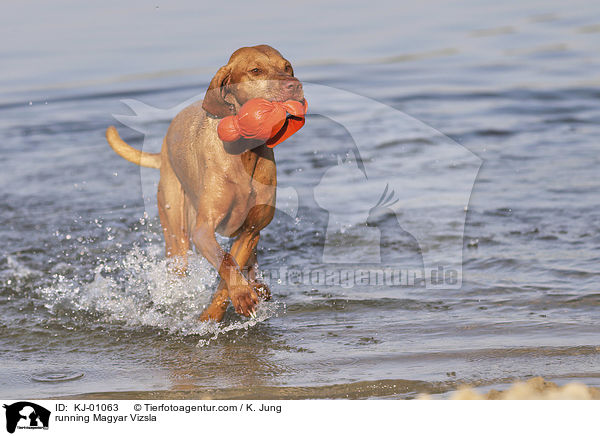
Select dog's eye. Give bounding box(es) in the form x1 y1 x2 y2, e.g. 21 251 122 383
250 68 262 74
285 64 294 75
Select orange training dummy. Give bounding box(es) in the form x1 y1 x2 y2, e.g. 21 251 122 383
217 98 308 148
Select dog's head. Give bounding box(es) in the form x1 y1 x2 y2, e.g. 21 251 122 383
202 45 304 118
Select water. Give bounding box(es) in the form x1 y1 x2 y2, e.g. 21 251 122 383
1 0 599 399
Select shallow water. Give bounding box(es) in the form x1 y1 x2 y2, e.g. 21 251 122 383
1 0 599 399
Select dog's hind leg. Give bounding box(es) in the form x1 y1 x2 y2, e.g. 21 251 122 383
157 156 190 275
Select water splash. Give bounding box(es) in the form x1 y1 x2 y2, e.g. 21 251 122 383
195 302 281 347
4 255 38 280
37 243 282 342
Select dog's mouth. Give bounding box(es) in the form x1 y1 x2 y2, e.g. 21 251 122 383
281 98 306 109
268 95 305 103
217 96 307 148
283 98 308 118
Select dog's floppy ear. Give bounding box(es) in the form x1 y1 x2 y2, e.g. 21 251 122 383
202 66 235 118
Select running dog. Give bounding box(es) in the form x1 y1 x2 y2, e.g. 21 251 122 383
106 45 304 322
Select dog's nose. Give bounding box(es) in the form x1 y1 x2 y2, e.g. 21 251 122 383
282 78 302 93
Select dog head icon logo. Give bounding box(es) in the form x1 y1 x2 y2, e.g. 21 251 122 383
3 402 50 433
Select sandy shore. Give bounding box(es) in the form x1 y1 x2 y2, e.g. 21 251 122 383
422 377 600 400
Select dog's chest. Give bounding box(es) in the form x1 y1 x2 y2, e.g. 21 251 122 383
217 149 275 237
240 148 276 203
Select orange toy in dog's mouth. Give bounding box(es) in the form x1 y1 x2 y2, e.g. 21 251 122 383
217 98 308 148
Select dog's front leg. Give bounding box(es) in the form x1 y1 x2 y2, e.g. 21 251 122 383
245 243 271 301
198 231 267 322
192 225 261 318
199 232 271 322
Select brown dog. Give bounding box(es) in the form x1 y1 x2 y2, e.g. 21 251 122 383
105 45 304 322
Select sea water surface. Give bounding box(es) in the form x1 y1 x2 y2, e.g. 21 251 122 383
1 0 599 399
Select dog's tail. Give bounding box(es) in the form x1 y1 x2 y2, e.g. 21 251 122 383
105 126 161 169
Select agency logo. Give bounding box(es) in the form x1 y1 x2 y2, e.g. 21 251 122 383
3 402 50 433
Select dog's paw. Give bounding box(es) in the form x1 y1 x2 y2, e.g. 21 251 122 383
252 281 271 301
229 284 260 317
